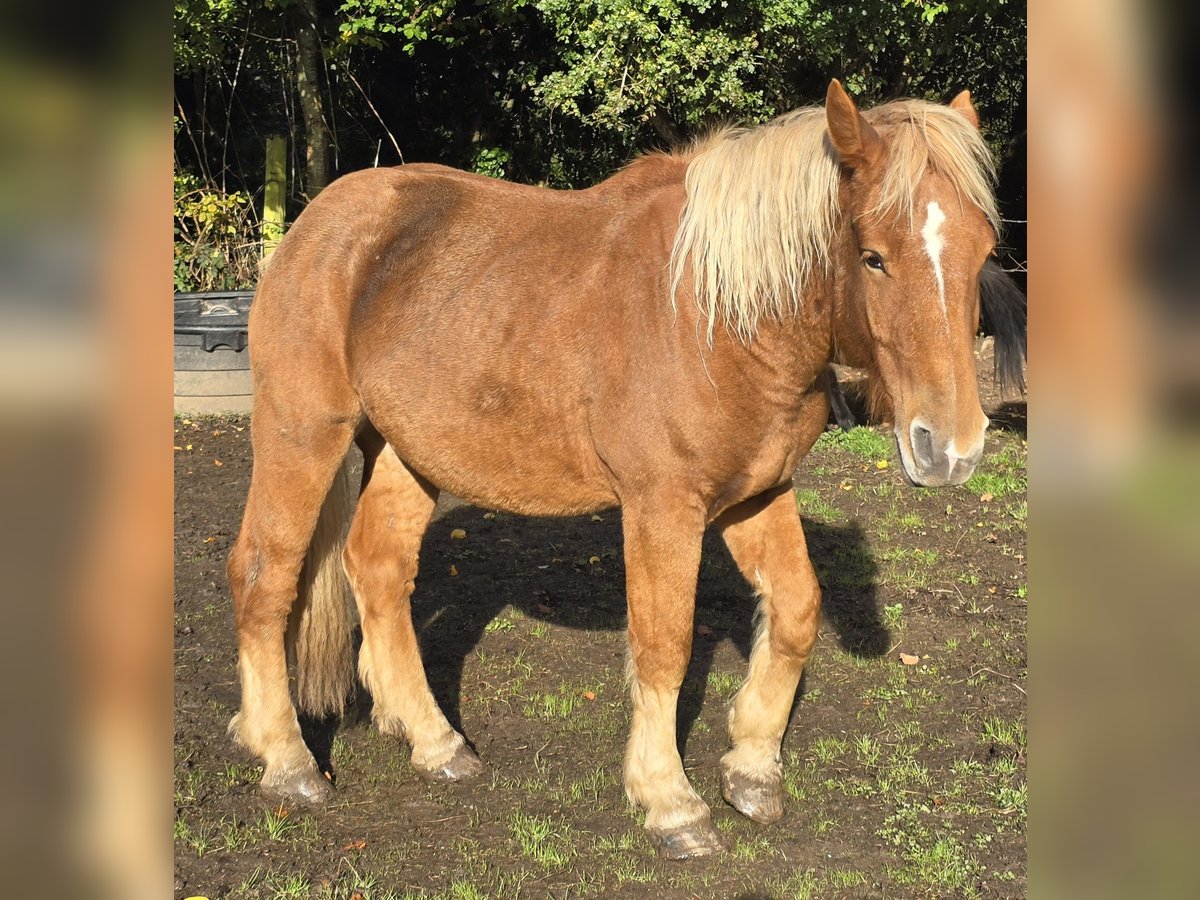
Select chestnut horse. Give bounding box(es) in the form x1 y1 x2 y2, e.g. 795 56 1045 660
228 80 1008 858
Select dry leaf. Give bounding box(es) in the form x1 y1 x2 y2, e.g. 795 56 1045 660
173 445 183 452
203 536 216 544
340 839 367 852
213 459 223 467
591 514 603 522
449 564 458 576
980 492 994 503
588 555 601 565
450 528 467 539
582 691 596 701
900 652 920 666
483 511 496 519
185 443 193 451
876 459 889 469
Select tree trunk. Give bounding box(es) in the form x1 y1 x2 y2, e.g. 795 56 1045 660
294 0 330 198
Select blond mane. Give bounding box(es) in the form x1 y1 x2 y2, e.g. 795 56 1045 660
668 99 999 343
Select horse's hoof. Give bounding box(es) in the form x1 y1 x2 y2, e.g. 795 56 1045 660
648 821 725 860
261 766 334 808
418 743 485 782
721 769 784 824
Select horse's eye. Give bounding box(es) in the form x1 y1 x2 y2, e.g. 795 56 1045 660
861 250 887 273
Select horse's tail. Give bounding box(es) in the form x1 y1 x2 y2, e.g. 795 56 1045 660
979 258 1027 396
289 455 358 718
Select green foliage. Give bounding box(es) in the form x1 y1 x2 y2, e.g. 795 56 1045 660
174 171 259 292
174 0 1025 256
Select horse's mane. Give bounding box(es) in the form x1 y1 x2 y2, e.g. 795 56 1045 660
668 100 999 343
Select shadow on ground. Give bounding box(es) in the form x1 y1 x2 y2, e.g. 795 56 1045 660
305 504 890 767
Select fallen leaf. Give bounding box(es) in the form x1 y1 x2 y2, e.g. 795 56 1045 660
697 624 713 636
582 691 596 701
350 892 366 900
340 839 367 852
213 459 223 467
483 511 496 520
945 504 953 515
203 536 216 544
450 528 467 539
185 443 193 451
900 652 920 666
449 564 458 576
173 445 182 452
591 514 603 522
537 603 554 614
985 532 997 543
839 479 854 491
588 555 601 565
212 430 222 437
988 586 997 594
980 492 994 503
876 459 889 469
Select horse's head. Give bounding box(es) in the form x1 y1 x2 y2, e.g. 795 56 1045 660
826 80 997 487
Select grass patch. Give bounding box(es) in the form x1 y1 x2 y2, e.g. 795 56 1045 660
510 811 575 869
795 487 842 522
706 670 742 697
816 426 894 461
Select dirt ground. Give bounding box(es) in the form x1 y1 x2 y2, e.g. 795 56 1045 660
174 344 1026 899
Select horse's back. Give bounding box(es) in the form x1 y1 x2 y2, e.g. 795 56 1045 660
255 162 688 514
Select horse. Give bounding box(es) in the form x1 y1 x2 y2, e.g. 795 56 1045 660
227 79 1012 859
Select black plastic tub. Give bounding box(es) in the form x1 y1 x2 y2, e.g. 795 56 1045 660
174 291 255 414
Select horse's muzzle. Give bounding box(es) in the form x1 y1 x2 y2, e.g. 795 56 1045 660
897 420 985 487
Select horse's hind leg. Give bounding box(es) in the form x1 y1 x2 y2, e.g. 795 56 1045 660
227 414 356 806
622 497 722 859
715 485 822 824
343 441 483 780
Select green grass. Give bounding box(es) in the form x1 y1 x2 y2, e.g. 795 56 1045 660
706 670 742 697
965 444 1028 498
510 811 576 869
816 426 894 461
795 487 842 522
522 685 577 719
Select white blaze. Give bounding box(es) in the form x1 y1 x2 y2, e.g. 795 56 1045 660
922 200 947 322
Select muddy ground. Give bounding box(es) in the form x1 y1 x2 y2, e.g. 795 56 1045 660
175 347 1026 899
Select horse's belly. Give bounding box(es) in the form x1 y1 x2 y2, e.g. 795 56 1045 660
368 398 618 516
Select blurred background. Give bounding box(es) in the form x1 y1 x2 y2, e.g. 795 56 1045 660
0 0 1197 896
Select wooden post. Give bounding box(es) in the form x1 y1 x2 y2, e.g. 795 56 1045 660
262 135 286 258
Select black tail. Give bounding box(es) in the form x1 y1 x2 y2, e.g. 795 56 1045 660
979 258 1027 396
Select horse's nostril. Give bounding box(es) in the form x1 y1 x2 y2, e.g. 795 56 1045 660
910 424 935 467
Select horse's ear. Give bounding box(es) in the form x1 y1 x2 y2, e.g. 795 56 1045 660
949 90 980 130
825 79 883 170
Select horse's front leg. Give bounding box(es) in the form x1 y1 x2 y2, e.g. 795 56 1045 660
716 484 822 823
621 497 723 859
